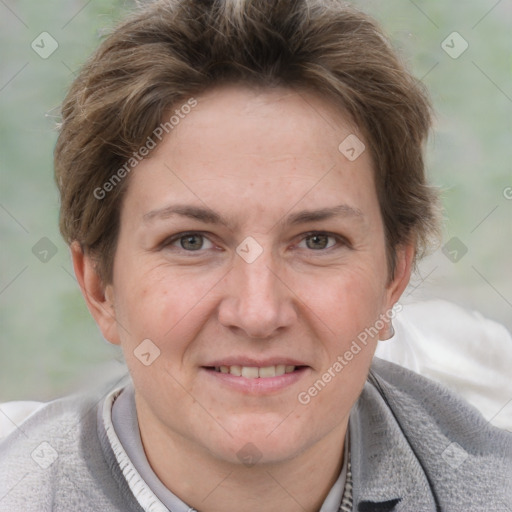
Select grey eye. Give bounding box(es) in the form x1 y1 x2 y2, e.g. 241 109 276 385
180 234 205 250
165 232 215 252
303 234 334 250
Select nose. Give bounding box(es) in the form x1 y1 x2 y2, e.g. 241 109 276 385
217 251 297 339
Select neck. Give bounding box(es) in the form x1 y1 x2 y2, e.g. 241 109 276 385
137 403 348 512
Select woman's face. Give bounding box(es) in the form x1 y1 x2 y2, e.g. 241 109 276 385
98 85 411 464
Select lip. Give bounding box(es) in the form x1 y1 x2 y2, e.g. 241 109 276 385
200 365 311 395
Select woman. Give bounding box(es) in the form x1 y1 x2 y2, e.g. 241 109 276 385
1 0 510 510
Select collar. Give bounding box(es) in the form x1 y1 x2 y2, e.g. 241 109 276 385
349 366 437 511
99 386 171 512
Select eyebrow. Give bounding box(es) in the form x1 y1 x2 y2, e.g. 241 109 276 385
142 203 364 228
143 204 225 225
286 204 364 225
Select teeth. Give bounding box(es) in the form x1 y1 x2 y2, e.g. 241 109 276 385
229 365 242 377
215 365 297 378
241 366 259 378
258 366 276 378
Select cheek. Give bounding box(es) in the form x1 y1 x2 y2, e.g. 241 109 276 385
112 263 221 355
295 270 382 418
299 263 386 339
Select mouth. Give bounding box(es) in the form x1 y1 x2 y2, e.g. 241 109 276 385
201 362 310 394
205 364 307 378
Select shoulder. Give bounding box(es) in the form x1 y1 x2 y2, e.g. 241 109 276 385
0 380 136 512
368 356 511 446
359 358 512 506
0 390 102 455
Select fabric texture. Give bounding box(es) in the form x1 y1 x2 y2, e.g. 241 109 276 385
0 359 511 511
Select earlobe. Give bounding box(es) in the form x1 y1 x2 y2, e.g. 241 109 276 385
378 243 415 339
387 243 415 306
70 241 121 345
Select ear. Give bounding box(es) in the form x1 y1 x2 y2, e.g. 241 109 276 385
379 242 415 338
71 241 121 345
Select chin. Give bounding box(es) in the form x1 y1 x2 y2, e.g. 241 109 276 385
205 414 313 466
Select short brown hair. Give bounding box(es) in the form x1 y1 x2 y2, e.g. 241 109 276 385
55 0 441 284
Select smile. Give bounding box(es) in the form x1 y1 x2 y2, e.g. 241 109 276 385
213 365 299 378
202 364 310 394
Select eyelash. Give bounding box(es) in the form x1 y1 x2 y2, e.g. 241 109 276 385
161 231 349 254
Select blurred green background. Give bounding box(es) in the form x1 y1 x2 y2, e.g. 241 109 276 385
1 0 511 401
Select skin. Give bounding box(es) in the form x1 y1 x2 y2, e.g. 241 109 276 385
73 85 414 512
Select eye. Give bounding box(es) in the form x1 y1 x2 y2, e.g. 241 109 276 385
297 233 339 251
166 232 214 251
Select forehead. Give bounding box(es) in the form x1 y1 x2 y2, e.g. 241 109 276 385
121 85 378 224
167 85 362 165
